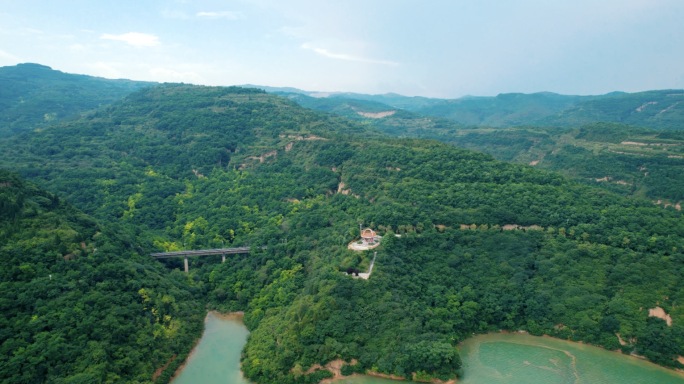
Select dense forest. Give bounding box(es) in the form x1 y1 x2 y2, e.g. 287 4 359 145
2 68 684 383
0 63 150 137
287 91 684 204
0 170 204 383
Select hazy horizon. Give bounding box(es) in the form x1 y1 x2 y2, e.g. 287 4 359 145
1 0 683 98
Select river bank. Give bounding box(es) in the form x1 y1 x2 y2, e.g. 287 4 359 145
166 314 684 384
457 332 684 384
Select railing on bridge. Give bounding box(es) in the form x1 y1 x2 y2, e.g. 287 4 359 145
151 247 251 273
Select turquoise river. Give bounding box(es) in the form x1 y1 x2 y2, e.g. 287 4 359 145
172 313 684 384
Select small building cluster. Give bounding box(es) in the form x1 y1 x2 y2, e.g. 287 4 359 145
360 228 379 245
348 227 382 251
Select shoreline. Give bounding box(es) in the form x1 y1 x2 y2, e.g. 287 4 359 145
316 360 456 384
165 318 683 384
462 331 684 379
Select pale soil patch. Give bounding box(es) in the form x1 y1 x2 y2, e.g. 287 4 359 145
282 134 327 152
356 110 397 119
255 150 277 163
658 101 682 115
621 141 677 147
279 134 327 141
501 224 543 231
649 307 673 326
635 101 657 112
616 333 628 346
529 160 540 166
348 238 382 251
192 169 205 178
594 177 630 186
678 356 684 365
152 354 177 381
366 371 406 381
337 182 352 195
654 200 682 211
309 359 358 383
351 252 377 280
609 150 647 156
460 224 543 232
211 311 244 321
241 150 278 169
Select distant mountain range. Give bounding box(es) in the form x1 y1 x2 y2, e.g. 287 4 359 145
1 63 682 137
243 84 684 130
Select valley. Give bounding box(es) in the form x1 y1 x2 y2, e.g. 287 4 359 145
1 64 684 383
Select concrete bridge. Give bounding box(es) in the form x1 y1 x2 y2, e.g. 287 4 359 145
151 247 251 273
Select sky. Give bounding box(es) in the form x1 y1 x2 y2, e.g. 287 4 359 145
1 0 683 98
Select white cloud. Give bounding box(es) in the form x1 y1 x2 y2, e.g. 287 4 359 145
100 32 160 47
300 43 398 66
196 11 245 20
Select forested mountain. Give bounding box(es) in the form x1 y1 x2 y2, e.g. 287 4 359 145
0 170 204 383
399 90 684 130
268 88 684 204
250 85 684 129
540 90 684 130
0 63 152 137
2 83 684 383
384 123 684 204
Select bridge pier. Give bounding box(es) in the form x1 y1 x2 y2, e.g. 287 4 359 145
151 247 251 273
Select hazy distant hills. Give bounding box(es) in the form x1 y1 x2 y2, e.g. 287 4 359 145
1 64 681 137
0 63 152 136
539 90 684 129
0 63 681 202
246 85 684 130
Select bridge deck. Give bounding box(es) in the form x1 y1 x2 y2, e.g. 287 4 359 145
151 247 251 259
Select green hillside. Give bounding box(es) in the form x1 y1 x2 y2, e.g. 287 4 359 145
2 84 684 383
279 90 684 204
389 123 684 203
0 170 204 383
542 90 684 129
0 63 152 137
